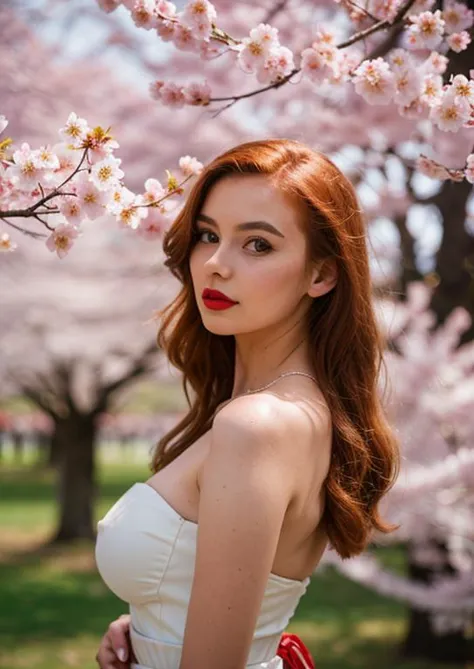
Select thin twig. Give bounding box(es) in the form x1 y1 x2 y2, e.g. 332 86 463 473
33 213 54 229
0 152 87 221
342 0 380 23
0 217 48 238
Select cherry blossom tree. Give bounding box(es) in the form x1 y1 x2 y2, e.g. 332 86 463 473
320 283 474 663
0 4 241 540
2 0 474 661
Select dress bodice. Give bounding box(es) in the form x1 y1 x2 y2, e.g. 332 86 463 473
95 482 310 669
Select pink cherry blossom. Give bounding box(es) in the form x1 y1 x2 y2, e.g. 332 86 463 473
238 23 279 74
156 19 176 41
10 143 44 189
255 45 295 85
131 0 157 29
172 24 200 52
420 73 444 106
442 1 474 34
149 80 165 101
249 23 279 50
312 26 336 46
465 154 474 184
394 68 422 106
75 174 109 218
406 10 445 50
199 40 223 60
113 188 149 229
0 164 15 206
398 96 429 119
301 47 333 84
96 0 121 12
447 30 471 52
136 207 168 240
48 143 79 185
156 0 176 15
449 74 474 106
58 195 85 225
90 155 124 191
422 51 449 75
238 42 267 74
138 177 166 206
179 155 203 176
353 58 396 105
388 48 414 72
0 232 17 252
159 82 186 107
106 185 131 214
87 136 120 165
430 90 471 132
180 0 216 41
182 80 211 105
0 115 8 134
33 145 60 171
45 222 80 259
59 112 89 148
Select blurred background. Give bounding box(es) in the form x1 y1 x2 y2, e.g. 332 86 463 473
1 0 473 668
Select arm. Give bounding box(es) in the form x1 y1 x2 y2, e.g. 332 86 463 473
178 396 300 669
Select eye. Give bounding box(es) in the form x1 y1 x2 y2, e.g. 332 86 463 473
245 237 273 254
196 228 218 244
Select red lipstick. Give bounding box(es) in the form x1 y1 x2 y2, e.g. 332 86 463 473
202 288 238 311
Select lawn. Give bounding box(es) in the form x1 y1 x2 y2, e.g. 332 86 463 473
0 454 463 669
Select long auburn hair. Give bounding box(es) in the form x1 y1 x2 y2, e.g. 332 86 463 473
151 138 399 560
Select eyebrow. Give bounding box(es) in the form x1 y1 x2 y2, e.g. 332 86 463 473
196 213 285 238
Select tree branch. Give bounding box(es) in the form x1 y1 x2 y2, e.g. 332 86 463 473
93 342 160 415
208 0 417 110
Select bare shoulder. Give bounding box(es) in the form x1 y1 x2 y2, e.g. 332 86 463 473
211 391 331 471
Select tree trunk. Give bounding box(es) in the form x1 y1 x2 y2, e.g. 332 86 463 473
47 428 62 469
401 541 472 663
51 412 98 542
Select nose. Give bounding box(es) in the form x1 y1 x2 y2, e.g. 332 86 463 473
204 243 233 279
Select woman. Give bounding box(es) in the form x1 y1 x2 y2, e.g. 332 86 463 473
95 139 399 669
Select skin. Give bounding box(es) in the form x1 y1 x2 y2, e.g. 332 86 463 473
96 174 337 669
190 174 336 393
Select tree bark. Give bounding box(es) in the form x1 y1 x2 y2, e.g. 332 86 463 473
47 428 62 469
50 412 98 542
401 541 472 663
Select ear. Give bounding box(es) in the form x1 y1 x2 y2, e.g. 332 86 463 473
307 258 338 298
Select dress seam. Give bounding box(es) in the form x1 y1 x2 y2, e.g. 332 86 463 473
155 519 185 605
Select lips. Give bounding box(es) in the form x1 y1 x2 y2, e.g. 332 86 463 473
202 288 237 304
202 288 238 311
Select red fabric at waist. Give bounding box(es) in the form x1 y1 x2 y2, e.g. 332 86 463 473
276 633 315 669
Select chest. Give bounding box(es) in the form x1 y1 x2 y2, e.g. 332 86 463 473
147 427 212 524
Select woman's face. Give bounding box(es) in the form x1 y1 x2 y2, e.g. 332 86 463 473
189 174 325 337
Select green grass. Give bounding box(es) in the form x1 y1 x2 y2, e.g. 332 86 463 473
0 457 464 669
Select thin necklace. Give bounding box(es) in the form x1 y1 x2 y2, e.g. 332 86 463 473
214 371 318 416
244 370 318 395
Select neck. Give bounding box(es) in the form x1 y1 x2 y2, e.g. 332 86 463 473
231 315 313 396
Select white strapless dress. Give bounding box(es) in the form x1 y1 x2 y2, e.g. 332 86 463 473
95 482 310 669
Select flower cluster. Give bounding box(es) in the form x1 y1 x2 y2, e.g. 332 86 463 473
237 23 294 85
353 51 474 133
99 0 474 141
149 79 211 107
0 112 203 258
